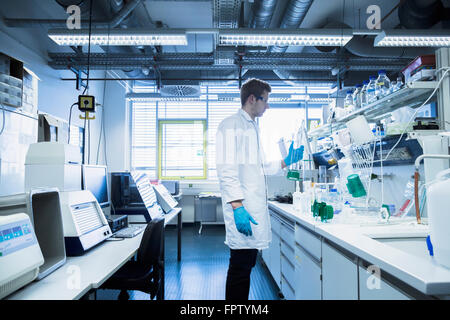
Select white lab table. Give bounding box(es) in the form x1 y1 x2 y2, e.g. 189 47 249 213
7 207 182 300
268 201 450 298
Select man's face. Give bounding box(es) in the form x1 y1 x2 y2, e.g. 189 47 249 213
254 90 270 117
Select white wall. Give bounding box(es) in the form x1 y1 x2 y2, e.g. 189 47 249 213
103 77 129 171
0 26 109 166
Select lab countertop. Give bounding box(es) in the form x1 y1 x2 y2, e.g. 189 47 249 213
268 201 450 296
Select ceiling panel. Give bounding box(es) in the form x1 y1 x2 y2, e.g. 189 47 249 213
145 1 213 28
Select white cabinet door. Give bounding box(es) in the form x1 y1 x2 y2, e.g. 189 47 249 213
358 266 411 300
269 231 281 286
294 244 322 300
322 241 358 300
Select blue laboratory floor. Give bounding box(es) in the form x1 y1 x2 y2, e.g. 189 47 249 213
97 224 280 300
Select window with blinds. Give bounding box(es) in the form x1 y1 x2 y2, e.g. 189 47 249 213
130 84 329 180
158 120 207 179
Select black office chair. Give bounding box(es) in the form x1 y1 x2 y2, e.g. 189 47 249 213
102 217 165 300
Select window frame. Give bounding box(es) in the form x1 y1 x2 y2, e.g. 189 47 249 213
157 119 207 180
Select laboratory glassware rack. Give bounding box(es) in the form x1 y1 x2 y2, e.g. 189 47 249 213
308 81 438 139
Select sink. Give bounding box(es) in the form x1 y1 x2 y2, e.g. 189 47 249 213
372 237 431 261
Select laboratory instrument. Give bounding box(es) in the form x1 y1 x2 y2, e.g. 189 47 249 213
153 183 178 214
25 142 82 192
0 213 44 299
59 190 112 256
0 189 66 280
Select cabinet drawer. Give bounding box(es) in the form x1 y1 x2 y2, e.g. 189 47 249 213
281 275 295 300
280 223 295 249
270 211 281 236
281 252 295 287
281 239 294 261
295 223 321 261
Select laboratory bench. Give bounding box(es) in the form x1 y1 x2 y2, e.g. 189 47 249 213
263 201 450 300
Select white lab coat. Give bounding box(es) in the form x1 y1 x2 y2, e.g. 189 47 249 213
216 109 284 250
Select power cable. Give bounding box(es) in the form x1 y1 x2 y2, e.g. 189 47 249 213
67 102 79 144
82 0 93 96
382 67 450 162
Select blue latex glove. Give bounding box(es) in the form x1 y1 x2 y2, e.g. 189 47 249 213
284 142 304 166
233 206 258 236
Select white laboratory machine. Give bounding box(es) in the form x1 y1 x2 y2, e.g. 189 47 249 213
153 183 178 214
59 190 112 256
0 213 44 299
25 142 82 192
0 189 66 280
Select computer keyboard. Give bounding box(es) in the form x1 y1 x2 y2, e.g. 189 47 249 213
113 225 146 238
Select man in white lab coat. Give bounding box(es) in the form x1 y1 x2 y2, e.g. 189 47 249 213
216 78 304 300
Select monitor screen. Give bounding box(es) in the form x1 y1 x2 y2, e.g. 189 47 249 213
82 165 109 207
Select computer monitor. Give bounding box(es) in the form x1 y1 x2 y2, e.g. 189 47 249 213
82 165 110 208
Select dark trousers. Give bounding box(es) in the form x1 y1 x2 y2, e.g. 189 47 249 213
225 248 258 300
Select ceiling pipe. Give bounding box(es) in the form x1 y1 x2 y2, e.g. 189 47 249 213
268 0 314 54
345 35 435 59
3 0 142 28
248 0 278 28
100 0 150 79
268 0 314 85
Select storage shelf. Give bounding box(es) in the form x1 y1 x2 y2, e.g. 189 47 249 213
308 81 438 139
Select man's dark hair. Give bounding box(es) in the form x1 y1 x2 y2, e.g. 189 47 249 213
240 78 271 106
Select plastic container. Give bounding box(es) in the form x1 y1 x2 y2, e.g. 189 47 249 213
352 84 362 109
346 174 366 198
293 191 302 212
426 168 450 269
327 188 341 214
375 70 391 98
346 115 375 145
359 80 369 107
366 76 377 104
343 90 354 115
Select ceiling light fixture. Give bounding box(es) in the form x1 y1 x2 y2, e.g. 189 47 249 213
218 29 353 47
48 28 188 46
374 30 450 47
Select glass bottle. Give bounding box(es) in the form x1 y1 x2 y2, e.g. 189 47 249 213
352 84 362 109
359 80 369 107
375 70 391 98
366 76 377 104
343 90 354 115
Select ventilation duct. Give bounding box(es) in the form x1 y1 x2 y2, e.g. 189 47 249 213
266 0 314 85
268 0 314 54
4 0 143 28
160 85 201 97
248 0 277 28
398 0 444 29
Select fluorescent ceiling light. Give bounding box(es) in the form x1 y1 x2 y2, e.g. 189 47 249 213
374 30 450 47
48 28 187 46
219 29 353 46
